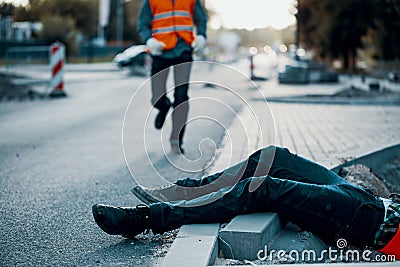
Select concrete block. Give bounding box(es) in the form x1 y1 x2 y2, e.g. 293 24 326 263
162 224 219 267
219 213 281 260
177 224 220 238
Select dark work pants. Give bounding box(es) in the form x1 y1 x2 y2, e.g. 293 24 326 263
150 146 385 247
151 51 193 143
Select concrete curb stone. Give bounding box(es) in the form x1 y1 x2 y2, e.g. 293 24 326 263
162 224 220 267
219 213 281 260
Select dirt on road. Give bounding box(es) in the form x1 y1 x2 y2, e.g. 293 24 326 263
0 73 45 101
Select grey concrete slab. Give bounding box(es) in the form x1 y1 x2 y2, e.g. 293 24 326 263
162 235 219 267
178 224 220 238
162 224 220 267
219 213 281 260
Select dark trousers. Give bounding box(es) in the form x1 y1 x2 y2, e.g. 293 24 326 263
150 146 385 247
151 51 193 142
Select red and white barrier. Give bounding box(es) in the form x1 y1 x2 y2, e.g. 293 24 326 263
49 42 67 97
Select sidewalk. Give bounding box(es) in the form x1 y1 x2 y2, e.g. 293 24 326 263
161 71 400 266
210 73 400 169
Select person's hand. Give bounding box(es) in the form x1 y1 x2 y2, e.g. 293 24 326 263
191 35 206 55
146 38 165 56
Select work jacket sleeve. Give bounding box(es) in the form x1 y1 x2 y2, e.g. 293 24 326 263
193 0 208 38
137 0 153 43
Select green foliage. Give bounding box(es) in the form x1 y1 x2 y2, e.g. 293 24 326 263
298 0 399 71
100 0 142 44
13 0 96 37
123 0 143 44
0 3 14 18
40 15 78 55
50 0 97 37
370 0 400 60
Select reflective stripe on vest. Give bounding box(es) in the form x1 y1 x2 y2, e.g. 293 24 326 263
152 25 193 34
149 0 196 50
153 10 191 21
378 223 400 260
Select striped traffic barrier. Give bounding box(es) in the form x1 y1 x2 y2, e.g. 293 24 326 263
49 42 67 97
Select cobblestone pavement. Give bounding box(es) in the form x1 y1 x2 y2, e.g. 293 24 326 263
257 72 400 168
212 68 400 171
268 102 400 168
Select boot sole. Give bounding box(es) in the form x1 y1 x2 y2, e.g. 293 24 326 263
131 186 160 204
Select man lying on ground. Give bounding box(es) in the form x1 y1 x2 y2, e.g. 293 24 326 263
92 146 400 259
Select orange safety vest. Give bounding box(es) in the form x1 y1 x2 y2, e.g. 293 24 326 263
378 223 400 260
149 0 196 50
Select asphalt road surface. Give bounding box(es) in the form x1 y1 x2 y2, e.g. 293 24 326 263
0 62 254 266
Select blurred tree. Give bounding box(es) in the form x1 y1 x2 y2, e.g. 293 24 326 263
100 0 142 45
14 0 96 38
14 0 46 21
52 0 97 38
40 15 78 56
124 0 143 44
12 0 97 56
0 3 14 18
297 0 378 72
371 0 400 60
328 0 377 71
295 0 319 51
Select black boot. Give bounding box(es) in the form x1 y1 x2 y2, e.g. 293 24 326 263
92 204 150 239
154 98 171 129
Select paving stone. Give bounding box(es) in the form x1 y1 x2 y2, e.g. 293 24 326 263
162 236 217 267
162 224 220 267
219 213 281 260
178 224 220 238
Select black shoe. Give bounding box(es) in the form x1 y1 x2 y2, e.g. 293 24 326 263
155 103 171 129
131 186 160 205
155 109 169 129
92 204 150 239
